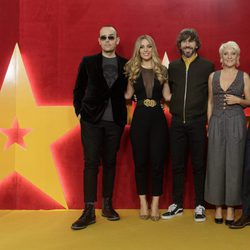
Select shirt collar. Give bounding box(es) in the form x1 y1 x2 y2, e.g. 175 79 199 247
182 53 198 69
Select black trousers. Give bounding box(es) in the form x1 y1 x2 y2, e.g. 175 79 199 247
170 115 207 207
243 126 250 216
130 106 168 196
81 120 124 202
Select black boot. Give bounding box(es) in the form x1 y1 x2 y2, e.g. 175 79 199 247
102 197 120 221
71 204 96 230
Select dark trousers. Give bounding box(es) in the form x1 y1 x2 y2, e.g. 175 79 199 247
81 120 124 202
170 115 207 207
243 126 250 216
130 106 168 196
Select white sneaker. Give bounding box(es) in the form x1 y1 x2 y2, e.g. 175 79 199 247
194 205 206 222
161 203 183 219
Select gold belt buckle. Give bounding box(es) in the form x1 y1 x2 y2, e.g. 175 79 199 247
143 99 156 107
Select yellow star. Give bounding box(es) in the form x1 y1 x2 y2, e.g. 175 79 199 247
0 44 78 208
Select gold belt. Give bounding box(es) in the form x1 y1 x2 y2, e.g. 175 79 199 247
143 99 157 107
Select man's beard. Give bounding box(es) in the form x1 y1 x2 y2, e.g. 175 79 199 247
181 47 196 58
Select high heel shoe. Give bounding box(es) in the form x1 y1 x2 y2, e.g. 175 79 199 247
139 214 150 220
225 219 234 226
150 214 161 221
150 210 161 221
214 218 223 224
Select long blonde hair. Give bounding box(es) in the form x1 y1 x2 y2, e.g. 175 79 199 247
124 35 167 84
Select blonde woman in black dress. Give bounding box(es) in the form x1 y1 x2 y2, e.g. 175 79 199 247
124 35 171 221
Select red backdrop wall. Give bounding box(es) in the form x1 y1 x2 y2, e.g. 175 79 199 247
0 0 250 209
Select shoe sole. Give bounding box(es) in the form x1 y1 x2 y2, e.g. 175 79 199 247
102 214 120 221
161 212 183 220
194 218 206 222
71 220 96 230
229 225 244 229
229 222 250 229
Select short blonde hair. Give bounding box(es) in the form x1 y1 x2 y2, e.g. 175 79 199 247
219 41 240 56
219 41 240 67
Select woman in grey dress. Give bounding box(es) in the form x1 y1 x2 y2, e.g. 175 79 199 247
205 41 250 225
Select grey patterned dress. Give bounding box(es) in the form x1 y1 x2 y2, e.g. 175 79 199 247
205 70 247 206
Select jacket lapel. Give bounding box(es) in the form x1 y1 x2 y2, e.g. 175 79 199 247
112 55 124 88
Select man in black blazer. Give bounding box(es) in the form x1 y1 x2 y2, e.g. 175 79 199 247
230 125 250 229
71 25 127 230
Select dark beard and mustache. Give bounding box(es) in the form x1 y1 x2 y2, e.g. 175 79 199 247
181 46 197 58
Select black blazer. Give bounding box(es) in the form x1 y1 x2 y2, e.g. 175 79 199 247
73 53 128 127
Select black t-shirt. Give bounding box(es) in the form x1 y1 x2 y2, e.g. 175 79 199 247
102 56 118 121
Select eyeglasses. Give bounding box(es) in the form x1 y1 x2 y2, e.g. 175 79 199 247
100 35 115 41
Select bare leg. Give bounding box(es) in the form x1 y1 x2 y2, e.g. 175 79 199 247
226 206 235 220
215 206 223 218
